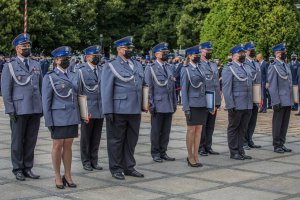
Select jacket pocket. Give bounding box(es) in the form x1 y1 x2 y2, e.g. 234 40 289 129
51 103 66 110
113 94 127 100
154 95 162 100
13 94 24 100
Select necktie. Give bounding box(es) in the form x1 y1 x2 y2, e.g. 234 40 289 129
64 72 68 78
24 59 29 70
162 64 168 75
93 68 98 78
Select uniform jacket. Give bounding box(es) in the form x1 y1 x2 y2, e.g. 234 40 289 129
144 60 177 113
222 61 253 110
42 67 80 127
1 57 43 115
260 60 269 85
101 56 144 114
268 59 293 107
200 59 221 106
78 62 104 119
180 63 206 112
244 58 261 84
289 60 300 85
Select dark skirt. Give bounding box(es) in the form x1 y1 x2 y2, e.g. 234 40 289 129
51 125 79 139
186 107 207 126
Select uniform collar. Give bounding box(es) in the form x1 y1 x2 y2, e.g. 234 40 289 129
57 66 67 73
246 57 254 62
17 55 25 62
233 61 243 67
190 61 197 68
156 59 165 67
87 62 97 70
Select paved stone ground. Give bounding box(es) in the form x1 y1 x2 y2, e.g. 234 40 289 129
0 98 300 200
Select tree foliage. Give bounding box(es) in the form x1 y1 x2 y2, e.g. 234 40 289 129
200 0 300 60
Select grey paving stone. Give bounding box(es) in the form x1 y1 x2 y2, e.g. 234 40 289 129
0 158 11 169
140 161 211 175
0 183 47 200
245 149 288 160
185 168 267 183
132 177 220 194
271 154 300 165
243 176 300 194
68 186 165 200
198 154 252 167
286 171 300 178
188 186 285 200
233 161 300 174
33 197 66 200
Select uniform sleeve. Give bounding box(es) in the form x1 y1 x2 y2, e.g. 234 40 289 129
268 65 280 105
222 66 235 109
1 63 14 114
101 62 114 114
42 75 54 127
180 67 190 112
144 65 155 110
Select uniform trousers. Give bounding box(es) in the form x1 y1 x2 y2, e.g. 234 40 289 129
245 105 258 146
106 114 141 174
10 114 40 174
200 109 218 151
80 118 104 166
150 113 173 158
272 106 291 148
227 109 252 155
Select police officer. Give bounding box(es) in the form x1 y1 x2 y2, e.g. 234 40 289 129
145 43 177 163
257 53 270 113
101 36 144 180
78 45 104 171
243 42 262 149
1 33 42 181
268 43 293 153
222 44 253 160
181 45 206 167
42 46 80 189
198 41 221 156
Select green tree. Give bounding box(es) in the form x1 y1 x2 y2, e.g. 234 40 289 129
200 0 300 60
176 0 209 49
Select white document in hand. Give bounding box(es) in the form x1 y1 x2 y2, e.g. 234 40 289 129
206 91 215 112
78 95 89 120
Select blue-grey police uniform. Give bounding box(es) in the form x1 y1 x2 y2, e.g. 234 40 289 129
268 44 294 151
222 44 253 159
199 41 221 154
243 41 262 148
101 36 144 176
78 45 104 169
1 33 43 175
145 55 177 159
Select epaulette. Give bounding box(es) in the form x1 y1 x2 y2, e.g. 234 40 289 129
108 58 115 62
78 64 85 69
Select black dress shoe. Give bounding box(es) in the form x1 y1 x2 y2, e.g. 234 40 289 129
112 172 125 180
161 154 175 161
55 179 64 189
153 156 163 163
230 154 244 160
15 172 25 181
124 170 144 178
295 112 300 116
62 175 77 188
282 145 292 152
207 149 219 155
23 170 40 179
274 147 285 153
91 164 103 170
186 157 199 167
249 143 262 148
83 164 93 171
241 154 252 160
199 150 208 156
197 163 203 167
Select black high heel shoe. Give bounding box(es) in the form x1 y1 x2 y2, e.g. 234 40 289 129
186 157 199 167
62 175 77 188
55 179 65 189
